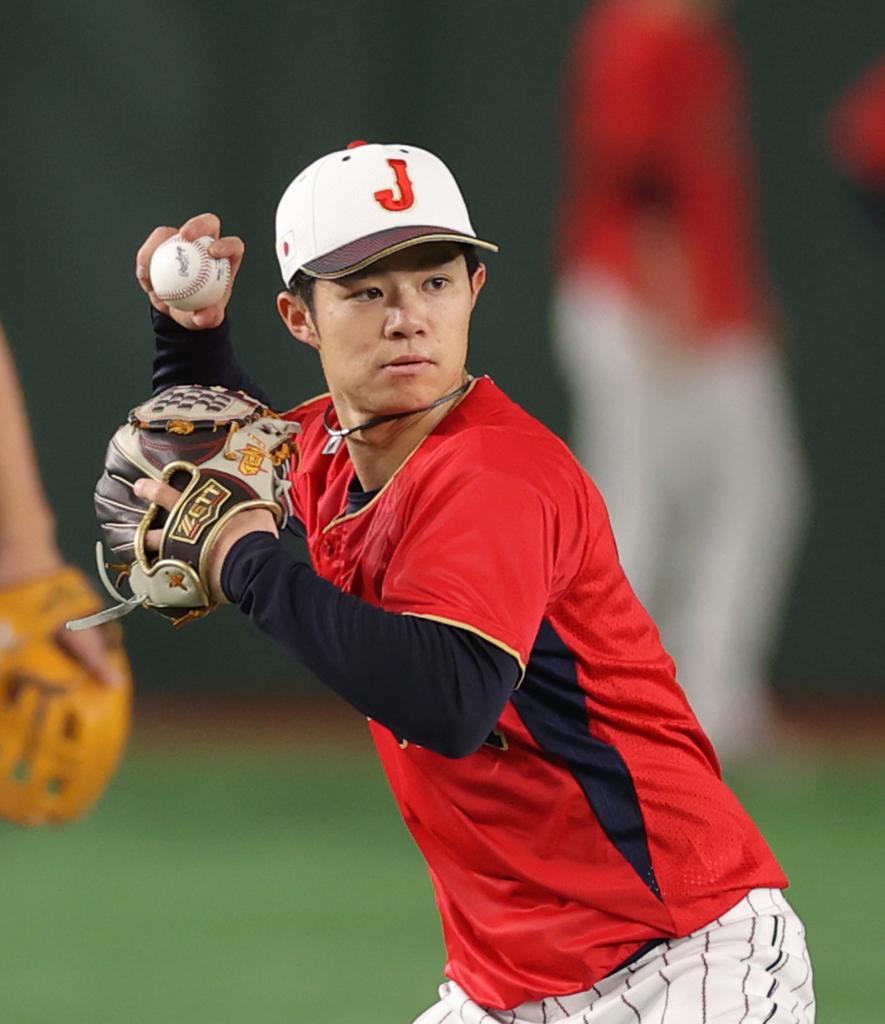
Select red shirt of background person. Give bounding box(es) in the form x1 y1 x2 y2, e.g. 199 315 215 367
829 56 885 190
556 0 772 341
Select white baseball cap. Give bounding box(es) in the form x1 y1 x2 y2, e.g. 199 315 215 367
275 140 498 284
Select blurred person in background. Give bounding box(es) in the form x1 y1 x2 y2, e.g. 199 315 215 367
553 0 808 759
828 53 885 231
0 319 130 829
0 320 121 684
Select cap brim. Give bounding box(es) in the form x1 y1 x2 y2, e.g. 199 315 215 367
300 225 499 280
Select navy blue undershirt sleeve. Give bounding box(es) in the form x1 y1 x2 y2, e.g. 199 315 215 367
221 532 521 758
151 308 306 535
151 308 273 405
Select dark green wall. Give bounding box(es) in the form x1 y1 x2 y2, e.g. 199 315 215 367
1 2 882 697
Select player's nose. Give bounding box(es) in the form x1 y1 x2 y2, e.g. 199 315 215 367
383 293 427 339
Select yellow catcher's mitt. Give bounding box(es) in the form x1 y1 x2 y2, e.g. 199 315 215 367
0 567 132 826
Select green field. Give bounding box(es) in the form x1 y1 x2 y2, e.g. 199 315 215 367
2 720 882 1023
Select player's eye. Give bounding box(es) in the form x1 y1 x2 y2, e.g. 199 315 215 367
350 286 383 301
425 276 449 291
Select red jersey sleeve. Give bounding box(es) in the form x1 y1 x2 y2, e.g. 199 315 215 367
281 393 337 530
380 432 589 670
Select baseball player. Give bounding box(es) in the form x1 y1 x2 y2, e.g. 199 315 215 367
0 319 122 685
552 0 808 759
0 319 131 827
829 53 885 230
133 142 815 1022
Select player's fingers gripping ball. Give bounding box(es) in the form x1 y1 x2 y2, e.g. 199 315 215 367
77 385 301 629
149 234 231 311
0 567 133 826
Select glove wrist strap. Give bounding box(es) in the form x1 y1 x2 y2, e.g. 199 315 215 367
66 543 149 630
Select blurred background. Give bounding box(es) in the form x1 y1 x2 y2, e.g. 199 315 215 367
0 1 883 1022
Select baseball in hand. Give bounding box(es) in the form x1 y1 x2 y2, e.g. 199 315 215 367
149 234 232 312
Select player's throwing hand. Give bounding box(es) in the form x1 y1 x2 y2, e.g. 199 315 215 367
135 212 244 330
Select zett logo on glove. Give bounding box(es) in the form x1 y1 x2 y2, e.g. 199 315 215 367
169 479 232 544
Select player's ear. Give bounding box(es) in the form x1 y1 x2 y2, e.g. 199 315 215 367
277 291 320 350
469 263 487 310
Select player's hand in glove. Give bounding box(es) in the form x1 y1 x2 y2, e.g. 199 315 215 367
74 384 299 630
135 212 244 331
133 477 277 605
0 565 132 826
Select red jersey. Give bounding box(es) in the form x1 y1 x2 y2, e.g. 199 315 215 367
557 1 769 335
285 377 786 1009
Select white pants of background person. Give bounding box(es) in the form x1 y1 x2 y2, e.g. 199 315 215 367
552 273 808 759
411 888 815 1023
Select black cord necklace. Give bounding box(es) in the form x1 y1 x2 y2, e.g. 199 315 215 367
321 376 473 455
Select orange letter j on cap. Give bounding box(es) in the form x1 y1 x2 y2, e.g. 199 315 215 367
374 159 415 211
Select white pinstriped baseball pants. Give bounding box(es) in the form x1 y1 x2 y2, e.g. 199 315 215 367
410 888 815 1024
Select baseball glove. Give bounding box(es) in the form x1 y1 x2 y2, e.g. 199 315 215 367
71 384 300 630
0 566 132 826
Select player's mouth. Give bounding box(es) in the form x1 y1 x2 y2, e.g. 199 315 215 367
381 355 434 376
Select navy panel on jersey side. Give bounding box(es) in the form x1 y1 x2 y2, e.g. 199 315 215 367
512 618 661 899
